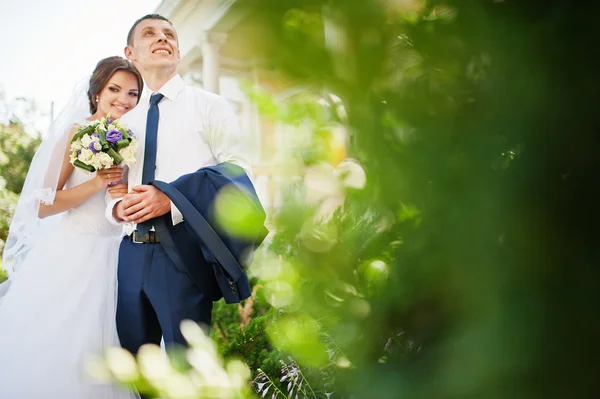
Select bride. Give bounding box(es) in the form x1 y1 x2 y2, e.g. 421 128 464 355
0 56 143 398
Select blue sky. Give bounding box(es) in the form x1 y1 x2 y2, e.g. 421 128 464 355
0 0 161 129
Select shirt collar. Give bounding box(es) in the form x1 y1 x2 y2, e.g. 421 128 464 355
140 74 184 103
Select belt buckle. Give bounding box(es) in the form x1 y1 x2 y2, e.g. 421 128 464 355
132 231 146 244
132 231 159 244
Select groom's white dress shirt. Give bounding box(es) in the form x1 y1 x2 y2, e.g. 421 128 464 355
105 74 251 236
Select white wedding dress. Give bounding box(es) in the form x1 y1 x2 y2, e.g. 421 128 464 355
0 166 134 398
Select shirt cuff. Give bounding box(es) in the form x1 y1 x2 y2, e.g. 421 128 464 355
170 201 184 226
106 197 125 227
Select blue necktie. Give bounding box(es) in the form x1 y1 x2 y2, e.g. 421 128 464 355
137 92 164 235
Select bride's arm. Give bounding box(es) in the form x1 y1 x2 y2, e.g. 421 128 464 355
38 127 124 219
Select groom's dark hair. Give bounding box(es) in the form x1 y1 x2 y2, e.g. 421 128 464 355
127 14 174 46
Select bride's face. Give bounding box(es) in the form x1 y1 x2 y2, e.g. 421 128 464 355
96 71 140 119
125 18 181 71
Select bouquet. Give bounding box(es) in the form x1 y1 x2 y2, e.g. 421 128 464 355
69 115 137 172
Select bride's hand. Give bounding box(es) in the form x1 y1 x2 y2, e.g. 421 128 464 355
94 166 124 190
108 183 128 199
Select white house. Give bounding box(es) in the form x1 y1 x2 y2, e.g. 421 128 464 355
154 0 285 211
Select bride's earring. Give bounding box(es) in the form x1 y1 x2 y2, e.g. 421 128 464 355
96 96 99 103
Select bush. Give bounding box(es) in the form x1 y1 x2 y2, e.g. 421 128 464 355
210 284 285 383
234 1 600 398
0 119 41 258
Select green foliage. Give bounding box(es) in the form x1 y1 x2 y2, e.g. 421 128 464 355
234 0 600 398
0 176 19 258
0 120 41 257
0 260 6 283
0 121 41 194
210 285 285 384
255 358 333 399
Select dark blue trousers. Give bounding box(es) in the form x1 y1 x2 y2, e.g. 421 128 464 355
116 236 213 355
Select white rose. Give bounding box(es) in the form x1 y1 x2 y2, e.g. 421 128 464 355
80 134 93 148
119 139 138 167
70 140 83 151
90 154 103 171
128 138 138 150
78 148 94 164
69 151 78 164
97 152 114 169
119 146 136 167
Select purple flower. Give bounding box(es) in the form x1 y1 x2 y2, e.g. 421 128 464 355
89 141 101 153
107 119 114 124
92 133 99 138
128 129 135 139
106 129 122 144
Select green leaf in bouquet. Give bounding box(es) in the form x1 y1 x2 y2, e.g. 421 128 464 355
120 130 131 141
106 147 124 164
71 125 94 143
73 159 96 172
115 138 130 150
98 130 110 151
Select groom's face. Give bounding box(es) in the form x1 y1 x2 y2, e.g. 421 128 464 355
125 19 181 71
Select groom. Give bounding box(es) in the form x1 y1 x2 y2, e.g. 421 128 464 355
106 14 252 354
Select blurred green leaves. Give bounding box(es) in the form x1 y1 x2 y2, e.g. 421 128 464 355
267 313 329 368
0 120 41 257
91 321 253 399
213 184 266 239
230 0 600 398
0 121 41 194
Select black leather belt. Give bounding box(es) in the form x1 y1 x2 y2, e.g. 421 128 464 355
131 230 161 244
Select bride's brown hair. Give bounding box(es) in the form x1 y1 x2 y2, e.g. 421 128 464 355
87 56 143 114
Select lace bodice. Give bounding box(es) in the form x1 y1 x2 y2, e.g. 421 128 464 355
62 167 121 236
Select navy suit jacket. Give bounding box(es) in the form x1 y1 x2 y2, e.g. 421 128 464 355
151 163 268 303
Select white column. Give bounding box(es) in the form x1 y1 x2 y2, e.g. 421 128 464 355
201 31 228 94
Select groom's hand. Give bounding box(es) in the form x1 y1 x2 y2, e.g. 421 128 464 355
112 200 127 222
122 185 171 224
